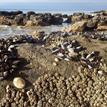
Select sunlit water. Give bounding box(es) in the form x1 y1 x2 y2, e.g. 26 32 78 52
0 23 69 38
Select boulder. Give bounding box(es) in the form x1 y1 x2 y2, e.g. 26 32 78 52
30 15 49 26
50 15 63 25
64 15 72 23
14 14 26 25
63 21 87 32
71 13 92 23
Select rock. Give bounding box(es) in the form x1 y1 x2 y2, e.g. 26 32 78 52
54 58 59 62
86 19 98 30
98 70 103 75
0 16 12 25
53 62 57 66
25 20 34 26
14 14 26 25
65 15 72 23
30 15 49 26
31 31 45 41
0 11 23 16
13 77 25 89
97 25 107 31
26 11 35 20
64 21 87 32
71 13 92 23
50 15 63 25
72 13 84 23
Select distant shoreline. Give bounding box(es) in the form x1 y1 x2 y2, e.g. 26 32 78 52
0 10 93 15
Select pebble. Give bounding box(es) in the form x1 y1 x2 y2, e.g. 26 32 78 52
54 58 59 62
98 70 103 75
53 62 57 66
13 77 25 89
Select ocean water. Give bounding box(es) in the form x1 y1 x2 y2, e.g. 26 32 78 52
0 2 106 38
0 24 69 38
0 2 107 13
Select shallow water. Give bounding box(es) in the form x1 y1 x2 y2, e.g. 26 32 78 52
0 23 69 38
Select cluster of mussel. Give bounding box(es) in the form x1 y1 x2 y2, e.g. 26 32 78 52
80 51 102 69
83 32 107 41
0 38 18 80
0 35 36 80
51 39 103 69
51 40 85 61
7 34 36 44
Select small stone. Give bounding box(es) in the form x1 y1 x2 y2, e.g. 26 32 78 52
13 77 25 89
98 70 103 75
54 58 59 62
53 62 57 66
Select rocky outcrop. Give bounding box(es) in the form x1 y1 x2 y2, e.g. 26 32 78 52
63 11 107 32
0 10 106 29
0 11 64 26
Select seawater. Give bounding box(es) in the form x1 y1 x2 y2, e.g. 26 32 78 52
0 23 69 38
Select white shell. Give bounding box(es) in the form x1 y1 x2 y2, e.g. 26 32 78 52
57 53 64 57
13 77 25 89
68 48 74 53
